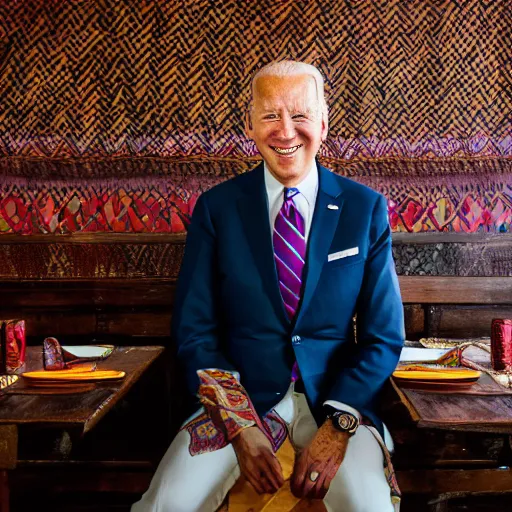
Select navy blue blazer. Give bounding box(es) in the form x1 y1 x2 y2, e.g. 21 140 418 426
172 163 405 436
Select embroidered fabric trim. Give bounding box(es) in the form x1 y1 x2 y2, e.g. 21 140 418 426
184 369 288 456
184 409 288 457
195 369 262 442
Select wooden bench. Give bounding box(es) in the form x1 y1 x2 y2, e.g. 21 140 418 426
1 233 512 510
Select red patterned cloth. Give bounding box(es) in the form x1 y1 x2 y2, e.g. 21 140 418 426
183 369 287 456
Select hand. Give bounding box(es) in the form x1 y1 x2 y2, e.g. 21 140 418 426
291 419 350 500
231 426 284 494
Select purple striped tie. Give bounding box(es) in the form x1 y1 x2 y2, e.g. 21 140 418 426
273 188 306 319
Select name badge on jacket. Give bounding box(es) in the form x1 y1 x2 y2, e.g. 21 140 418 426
328 247 359 262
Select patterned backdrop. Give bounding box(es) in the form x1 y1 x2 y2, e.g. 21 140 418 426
1 0 511 233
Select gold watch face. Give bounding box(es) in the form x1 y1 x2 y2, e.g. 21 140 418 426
336 413 358 433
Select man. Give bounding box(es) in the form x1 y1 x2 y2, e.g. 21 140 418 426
132 60 404 512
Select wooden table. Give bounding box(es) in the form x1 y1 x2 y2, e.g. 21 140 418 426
386 376 512 511
0 345 165 512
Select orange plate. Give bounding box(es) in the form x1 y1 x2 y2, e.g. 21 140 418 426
393 378 479 391
22 370 125 381
392 369 481 381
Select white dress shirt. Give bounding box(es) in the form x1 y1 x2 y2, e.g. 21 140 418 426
264 162 361 421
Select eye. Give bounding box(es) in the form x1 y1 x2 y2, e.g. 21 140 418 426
263 114 278 120
292 114 307 121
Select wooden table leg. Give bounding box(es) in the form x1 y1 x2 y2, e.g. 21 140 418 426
429 501 450 512
0 470 9 512
0 425 18 512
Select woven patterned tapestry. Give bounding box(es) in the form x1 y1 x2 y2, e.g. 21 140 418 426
1 0 511 233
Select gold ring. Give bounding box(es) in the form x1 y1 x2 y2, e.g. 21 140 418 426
309 471 319 482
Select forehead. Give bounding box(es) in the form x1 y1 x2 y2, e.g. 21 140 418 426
252 74 318 110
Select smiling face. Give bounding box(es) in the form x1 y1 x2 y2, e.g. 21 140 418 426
246 74 328 187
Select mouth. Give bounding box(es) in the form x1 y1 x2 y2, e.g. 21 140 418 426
270 144 303 155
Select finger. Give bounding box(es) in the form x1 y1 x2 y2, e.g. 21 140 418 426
260 472 276 494
247 473 265 495
255 461 277 494
242 462 266 495
265 453 284 489
313 459 337 500
303 461 330 499
312 467 330 500
290 452 309 497
301 467 318 499
261 465 280 493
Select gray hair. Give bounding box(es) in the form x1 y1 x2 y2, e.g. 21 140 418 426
250 60 328 117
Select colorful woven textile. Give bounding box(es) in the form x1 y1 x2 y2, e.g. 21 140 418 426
1 0 510 161
1 1 512 234
196 369 263 444
184 369 287 456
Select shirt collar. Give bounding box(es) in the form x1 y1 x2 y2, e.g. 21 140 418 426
263 161 318 207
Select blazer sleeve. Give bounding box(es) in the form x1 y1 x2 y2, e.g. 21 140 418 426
326 194 405 414
171 193 236 397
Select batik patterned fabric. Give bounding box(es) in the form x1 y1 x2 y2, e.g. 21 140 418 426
184 409 288 457
183 369 288 456
43 337 66 370
1 319 26 372
196 369 261 442
2 174 512 235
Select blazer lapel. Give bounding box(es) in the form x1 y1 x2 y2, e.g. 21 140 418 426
295 165 344 328
237 164 290 325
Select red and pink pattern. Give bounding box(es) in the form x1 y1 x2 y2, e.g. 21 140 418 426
184 369 287 456
2 173 512 234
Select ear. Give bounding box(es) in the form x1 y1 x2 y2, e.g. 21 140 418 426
245 110 254 139
321 109 329 141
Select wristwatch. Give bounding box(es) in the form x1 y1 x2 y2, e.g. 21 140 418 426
328 410 359 436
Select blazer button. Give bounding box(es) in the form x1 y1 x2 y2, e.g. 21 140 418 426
292 335 301 345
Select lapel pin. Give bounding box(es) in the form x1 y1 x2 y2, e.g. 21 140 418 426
327 204 339 210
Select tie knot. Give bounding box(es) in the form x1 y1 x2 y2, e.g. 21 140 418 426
284 187 300 201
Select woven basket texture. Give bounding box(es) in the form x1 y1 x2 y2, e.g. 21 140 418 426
1 0 511 234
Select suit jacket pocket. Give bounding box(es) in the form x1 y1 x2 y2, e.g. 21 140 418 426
326 255 365 269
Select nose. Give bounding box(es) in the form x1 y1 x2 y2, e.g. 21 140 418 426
277 114 296 140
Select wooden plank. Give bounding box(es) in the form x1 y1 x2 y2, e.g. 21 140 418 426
397 468 512 495
0 280 176 308
3 277 510 309
10 468 153 494
3 277 510 306
0 233 186 244
392 233 512 244
427 305 512 338
399 277 512 304
0 309 171 339
96 311 171 337
0 426 17 470
404 305 425 338
0 470 8 512
398 391 512 433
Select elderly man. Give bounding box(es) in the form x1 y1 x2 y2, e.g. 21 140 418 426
132 60 404 512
